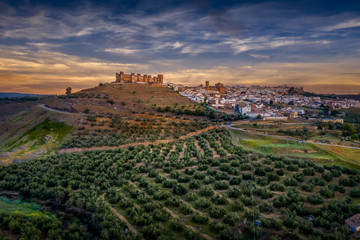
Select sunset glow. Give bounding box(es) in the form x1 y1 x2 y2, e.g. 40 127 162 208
0 0 359 94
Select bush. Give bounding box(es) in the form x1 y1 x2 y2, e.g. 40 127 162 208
223 213 240 226
307 194 324 205
319 187 334 198
189 179 201 189
322 172 333 182
230 200 244 211
142 223 164 240
229 177 241 185
219 228 242 240
269 183 285 192
180 203 194 215
194 198 211 209
284 177 298 186
214 180 229 190
209 206 226 219
172 184 188 195
200 186 214 196
211 194 228 205
192 212 209 224
350 188 360 198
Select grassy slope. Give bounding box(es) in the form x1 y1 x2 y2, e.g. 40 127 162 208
234 123 355 146
229 128 360 170
0 116 72 165
47 83 199 116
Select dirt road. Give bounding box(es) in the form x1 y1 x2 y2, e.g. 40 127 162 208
100 193 138 234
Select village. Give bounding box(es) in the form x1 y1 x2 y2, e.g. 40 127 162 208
178 81 360 122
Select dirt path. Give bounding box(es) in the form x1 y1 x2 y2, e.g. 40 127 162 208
163 207 213 240
58 126 217 154
100 194 138 235
38 104 81 115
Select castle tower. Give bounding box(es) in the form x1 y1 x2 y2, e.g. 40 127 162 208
120 71 125 82
130 73 136 83
205 81 209 90
158 74 164 83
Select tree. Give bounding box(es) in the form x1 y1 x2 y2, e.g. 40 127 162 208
209 110 216 120
350 134 359 141
256 114 262 119
342 123 356 137
66 87 72 95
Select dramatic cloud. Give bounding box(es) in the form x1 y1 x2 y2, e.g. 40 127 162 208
0 1 359 93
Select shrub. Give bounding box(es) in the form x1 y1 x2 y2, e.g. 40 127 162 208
172 184 188 195
350 188 360 198
192 212 209 224
200 186 214 196
209 206 226 219
214 180 230 190
307 194 324 205
189 179 201 189
319 187 334 198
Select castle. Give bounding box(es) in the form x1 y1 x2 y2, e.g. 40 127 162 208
115 71 164 84
205 81 226 94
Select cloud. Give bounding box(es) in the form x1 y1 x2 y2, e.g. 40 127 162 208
223 37 330 54
104 48 139 55
163 61 360 89
324 18 360 31
248 54 270 59
26 42 64 48
0 45 149 93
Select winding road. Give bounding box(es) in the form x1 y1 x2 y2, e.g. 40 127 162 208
38 104 84 115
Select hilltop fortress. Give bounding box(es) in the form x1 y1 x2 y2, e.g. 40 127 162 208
115 71 164 84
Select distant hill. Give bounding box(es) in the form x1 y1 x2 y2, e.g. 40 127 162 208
303 92 360 101
0 92 45 98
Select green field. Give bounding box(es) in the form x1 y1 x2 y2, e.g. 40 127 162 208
229 129 360 170
0 195 50 218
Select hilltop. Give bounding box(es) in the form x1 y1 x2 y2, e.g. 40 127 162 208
45 83 198 116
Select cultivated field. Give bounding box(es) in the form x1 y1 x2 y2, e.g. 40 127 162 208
0 129 359 239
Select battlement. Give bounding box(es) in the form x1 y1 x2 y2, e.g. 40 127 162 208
115 71 164 84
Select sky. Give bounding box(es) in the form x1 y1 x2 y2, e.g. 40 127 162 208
0 0 360 94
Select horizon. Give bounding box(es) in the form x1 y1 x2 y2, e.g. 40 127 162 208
0 0 359 94
1 83 360 96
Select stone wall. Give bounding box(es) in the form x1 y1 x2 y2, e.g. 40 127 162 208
115 72 164 84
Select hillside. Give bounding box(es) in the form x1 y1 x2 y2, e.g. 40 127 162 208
0 83 208 165
2 83 360 240
45 83 198 116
